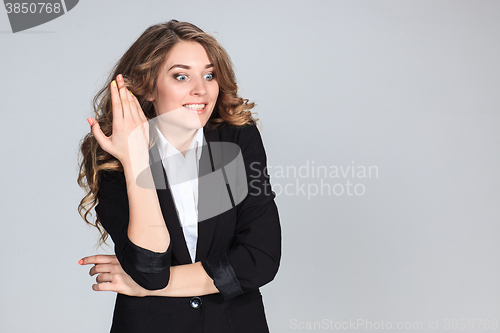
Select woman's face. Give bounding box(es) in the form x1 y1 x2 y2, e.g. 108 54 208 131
147 40 219 133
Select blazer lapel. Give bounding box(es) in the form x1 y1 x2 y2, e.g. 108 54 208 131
195 127 226 262
148 145 191 265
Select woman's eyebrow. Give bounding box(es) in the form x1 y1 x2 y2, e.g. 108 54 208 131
168 64 214 71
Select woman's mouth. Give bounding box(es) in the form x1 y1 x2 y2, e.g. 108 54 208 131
183 103 207 114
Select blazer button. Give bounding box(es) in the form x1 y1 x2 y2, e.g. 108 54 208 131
190 296 202 309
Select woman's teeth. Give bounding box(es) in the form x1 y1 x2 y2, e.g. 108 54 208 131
184 104 206 110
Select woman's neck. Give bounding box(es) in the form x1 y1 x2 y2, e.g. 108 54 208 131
157 124 199 157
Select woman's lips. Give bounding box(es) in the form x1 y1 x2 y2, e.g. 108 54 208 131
183 103 207 114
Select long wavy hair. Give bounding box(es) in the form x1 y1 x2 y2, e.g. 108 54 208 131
78 20 257 246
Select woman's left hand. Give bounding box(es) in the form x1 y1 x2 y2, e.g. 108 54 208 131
79 255 148 297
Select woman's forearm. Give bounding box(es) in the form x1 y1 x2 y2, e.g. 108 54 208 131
146 262 219 297
122 159 216 296
122 159 170 253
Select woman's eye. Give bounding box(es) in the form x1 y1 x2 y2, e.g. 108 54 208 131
204 73 214 80
175 74 188 82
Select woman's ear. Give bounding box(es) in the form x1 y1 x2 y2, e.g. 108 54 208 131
145 87 156 102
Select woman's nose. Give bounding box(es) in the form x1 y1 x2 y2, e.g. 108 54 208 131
190 76 207 96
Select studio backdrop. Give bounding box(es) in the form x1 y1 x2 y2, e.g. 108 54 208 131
1 0 499 332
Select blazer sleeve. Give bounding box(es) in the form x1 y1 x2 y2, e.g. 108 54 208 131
95 170 172 290
201 124 282 301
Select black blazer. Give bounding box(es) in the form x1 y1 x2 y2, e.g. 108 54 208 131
95 123 281 333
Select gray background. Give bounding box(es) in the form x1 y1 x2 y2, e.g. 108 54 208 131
1 0 499 332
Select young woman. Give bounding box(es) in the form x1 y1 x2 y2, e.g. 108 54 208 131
77 20 281 333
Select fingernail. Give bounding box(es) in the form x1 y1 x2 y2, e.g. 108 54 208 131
130 91 134 96
118 74 123 81
78 259 83 265
87 118 93 126
112 80 117 88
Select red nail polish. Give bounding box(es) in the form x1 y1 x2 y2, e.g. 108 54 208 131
87 118 93 126
78 259 83 265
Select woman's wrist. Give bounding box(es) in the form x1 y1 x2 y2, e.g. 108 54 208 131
122 158 157 190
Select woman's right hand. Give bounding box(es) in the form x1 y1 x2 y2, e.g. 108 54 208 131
88 74 149 169
79 254 150 297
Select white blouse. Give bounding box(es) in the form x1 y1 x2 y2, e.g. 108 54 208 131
155 127 204 263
